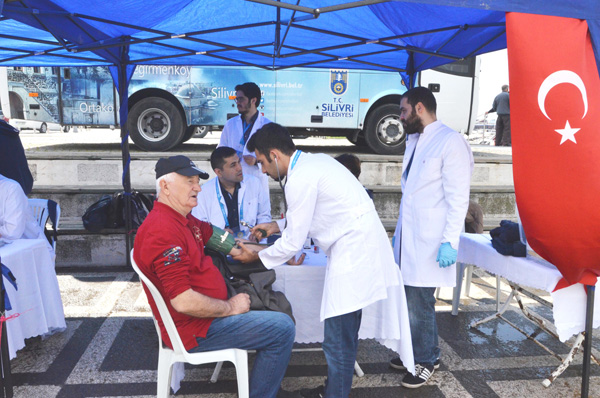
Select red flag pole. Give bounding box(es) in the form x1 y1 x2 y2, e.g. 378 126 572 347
581 285 595 398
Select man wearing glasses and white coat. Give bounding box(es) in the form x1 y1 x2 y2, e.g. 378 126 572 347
233 123 414 398
219 82 271 193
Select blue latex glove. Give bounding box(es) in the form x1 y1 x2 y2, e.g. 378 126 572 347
436 242 457 268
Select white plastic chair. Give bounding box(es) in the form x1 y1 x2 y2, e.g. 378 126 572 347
130 250 249 398
28 198 61 250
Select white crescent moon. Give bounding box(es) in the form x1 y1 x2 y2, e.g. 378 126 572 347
538 70 588 120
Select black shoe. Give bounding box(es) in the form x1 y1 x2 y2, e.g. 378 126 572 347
401 363 435 388
300 385 325 398
390 357 440 370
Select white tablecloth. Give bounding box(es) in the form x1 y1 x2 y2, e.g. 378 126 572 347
457 233 600 342
273 249 414 366
0 239 66 359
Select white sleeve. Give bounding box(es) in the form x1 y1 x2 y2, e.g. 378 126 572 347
259 175 316 268
0 184 28 240
441 135 474 249
218 122 230 148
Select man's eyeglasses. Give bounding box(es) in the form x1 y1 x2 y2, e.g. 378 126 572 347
234 97 247 103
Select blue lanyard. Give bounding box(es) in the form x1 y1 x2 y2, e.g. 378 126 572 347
215 179 244 227
290 150 302 170
239 119 253 146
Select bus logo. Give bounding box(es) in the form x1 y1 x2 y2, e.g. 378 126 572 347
330 70 348 95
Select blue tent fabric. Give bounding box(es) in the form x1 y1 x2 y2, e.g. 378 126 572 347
0 0 598 76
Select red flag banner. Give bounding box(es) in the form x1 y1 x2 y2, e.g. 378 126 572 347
506 13 600 287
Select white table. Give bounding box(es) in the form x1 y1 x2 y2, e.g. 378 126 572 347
273 248 414 367
454 233 600 385
0 239 66 359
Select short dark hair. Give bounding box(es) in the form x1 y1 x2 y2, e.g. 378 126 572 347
235 82 261 108
401 86 437 114
335 153 361 178
246 123 296 162
210 146 238 171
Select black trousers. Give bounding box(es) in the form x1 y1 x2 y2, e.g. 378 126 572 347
494 114 511 146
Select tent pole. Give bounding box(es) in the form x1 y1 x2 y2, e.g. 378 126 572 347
581 285 595 398
117 52 133 267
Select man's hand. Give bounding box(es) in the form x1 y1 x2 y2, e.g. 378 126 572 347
227 293 251 315
286 252 306 266
243 155 257 166
251 221 279 240
436 242 457 268
231 241 261 263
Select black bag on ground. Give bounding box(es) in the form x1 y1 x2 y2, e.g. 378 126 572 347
82 191 154 232
106 190 155 229
205 248 295 322
82 195 112 232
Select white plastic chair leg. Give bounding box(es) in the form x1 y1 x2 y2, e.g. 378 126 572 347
354 361 365 377
157 357 173 398
233 350 250 398
210 361 224 383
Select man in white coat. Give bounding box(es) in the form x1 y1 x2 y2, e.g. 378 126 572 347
191 146 271 240
233 123 414 398
390 87 474 388
218 82 271 193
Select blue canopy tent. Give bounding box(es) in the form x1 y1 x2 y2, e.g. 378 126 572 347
0 2 599 392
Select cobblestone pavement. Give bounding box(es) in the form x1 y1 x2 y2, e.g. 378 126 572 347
9 268 600 398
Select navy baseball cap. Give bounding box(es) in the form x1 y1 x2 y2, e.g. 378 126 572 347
155 155 209 179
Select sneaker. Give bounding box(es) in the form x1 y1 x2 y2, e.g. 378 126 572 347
299 385 325 398
390 357 440 370
401 363 435 388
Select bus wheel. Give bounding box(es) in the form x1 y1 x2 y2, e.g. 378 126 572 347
128 97 184 151
38 122 48 134
364 103 405 155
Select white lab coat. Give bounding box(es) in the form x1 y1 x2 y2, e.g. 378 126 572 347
0 174 53 255
259 151 403 320
192 174 271 238
218 113 271 193
393 121 474 287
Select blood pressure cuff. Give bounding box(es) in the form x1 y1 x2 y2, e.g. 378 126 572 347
205 226 236 254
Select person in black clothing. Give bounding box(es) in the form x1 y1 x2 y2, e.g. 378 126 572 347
0 119 33 195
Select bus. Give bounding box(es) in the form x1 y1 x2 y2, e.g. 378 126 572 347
0 58 479 155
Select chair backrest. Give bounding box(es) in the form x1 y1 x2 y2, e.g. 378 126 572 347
28 198 48 227
28 198 61 250
130 250 187 356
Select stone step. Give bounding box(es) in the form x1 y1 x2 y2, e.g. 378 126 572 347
26 151 514 188
31 184 517 226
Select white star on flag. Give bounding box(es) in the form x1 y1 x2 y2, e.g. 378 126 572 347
554 120 580 144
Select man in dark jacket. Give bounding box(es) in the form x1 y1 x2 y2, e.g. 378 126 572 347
486 85 511 146
0 120 33 195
